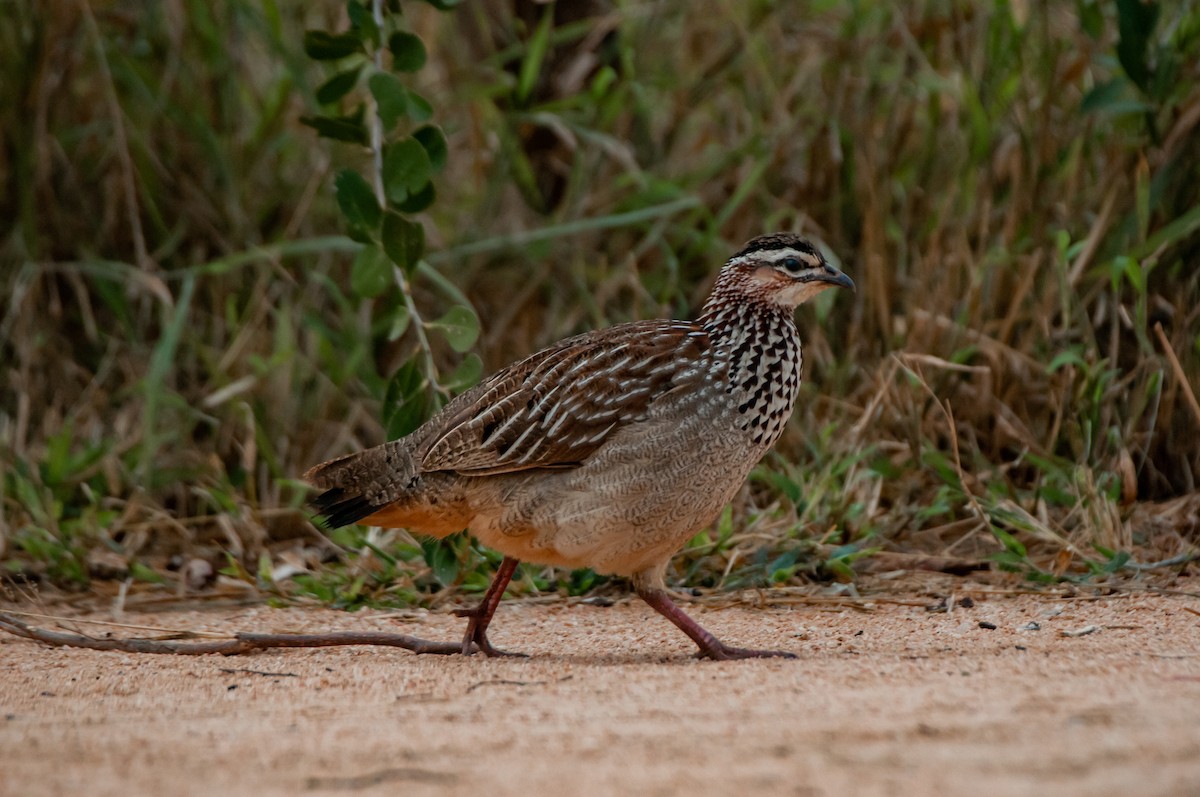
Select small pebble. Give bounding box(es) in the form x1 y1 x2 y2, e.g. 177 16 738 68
978 621 997 630
1060 625 1100 638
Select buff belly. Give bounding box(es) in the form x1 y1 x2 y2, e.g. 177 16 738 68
465 421 763 576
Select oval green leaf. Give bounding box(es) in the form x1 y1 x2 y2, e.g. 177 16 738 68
445 353 483 392
316 65 362 105
335 169 381 229
381 212 425 273
430 305 479 353
396 182 435 214
383 357 431 439
413 125 448 172
299 107 368 145
382 137 433 204
388 31 427 72
346 2 380 45
421 538 458 587
303 30 363 60
351 244 391 298
405 90 433 122
368 71 408 130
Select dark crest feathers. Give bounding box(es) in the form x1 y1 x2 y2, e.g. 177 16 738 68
733 233 818 260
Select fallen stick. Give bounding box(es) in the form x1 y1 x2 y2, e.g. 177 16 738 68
0 611 473 656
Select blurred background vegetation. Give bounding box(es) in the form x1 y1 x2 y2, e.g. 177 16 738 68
2 0 1198 607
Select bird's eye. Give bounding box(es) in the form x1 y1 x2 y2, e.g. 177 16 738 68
781 257 802 272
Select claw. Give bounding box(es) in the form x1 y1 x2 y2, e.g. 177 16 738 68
696 644 797 661
457 603 528 657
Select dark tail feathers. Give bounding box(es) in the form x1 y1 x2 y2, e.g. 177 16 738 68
309 486 381 529
303 444 413 529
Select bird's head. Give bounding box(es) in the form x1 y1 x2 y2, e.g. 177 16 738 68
712 233 855 311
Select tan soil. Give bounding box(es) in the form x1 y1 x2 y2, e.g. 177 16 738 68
3 580 1200 797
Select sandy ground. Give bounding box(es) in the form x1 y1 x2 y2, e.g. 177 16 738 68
2 581 1200 797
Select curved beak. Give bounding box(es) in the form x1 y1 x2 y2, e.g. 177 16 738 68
817 267 855 293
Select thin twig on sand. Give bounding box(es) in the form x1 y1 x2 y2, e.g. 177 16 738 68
0 611 474 656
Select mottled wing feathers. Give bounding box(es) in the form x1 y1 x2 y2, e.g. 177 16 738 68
421 320 710 475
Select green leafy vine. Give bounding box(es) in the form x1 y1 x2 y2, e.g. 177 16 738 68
301 0 478 440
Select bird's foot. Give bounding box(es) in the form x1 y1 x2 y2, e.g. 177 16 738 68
695 642 797 661
453 606 528 658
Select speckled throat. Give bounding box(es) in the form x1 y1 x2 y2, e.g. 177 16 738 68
700 295 803 450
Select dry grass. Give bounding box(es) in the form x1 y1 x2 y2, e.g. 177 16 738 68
1 1 1198 600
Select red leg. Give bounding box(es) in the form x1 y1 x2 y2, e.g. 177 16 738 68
452 556 525 657
635 585 796 661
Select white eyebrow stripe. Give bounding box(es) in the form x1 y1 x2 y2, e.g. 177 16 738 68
730 247 823 269
765 248 822 267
